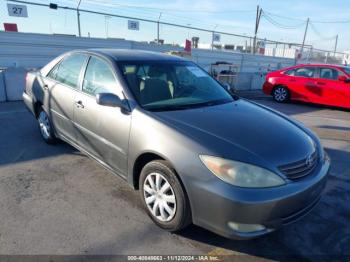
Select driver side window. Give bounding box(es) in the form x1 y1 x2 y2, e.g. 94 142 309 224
82 57 119 96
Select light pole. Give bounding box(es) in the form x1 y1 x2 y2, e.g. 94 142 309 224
157 12 162 44
252 5 262 54
333 34 338 57
77 0 82 37
104 16 111 38
300 17 310 58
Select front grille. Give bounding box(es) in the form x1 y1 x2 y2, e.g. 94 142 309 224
278 150 318 180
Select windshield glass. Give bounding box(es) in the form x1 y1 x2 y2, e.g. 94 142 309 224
341 66 350 75
118 61 233 111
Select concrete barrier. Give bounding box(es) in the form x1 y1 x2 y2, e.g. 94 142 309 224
236 72 253 90
251 73 265 90
3 67 27 101
0 70 6 102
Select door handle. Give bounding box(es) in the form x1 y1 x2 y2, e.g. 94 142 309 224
289 79 296 82
305 82 317 88
316 82 326 85
75 100 84 108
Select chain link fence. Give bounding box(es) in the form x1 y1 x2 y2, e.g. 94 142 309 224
4 0 348 65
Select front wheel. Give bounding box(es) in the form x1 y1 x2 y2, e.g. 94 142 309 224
140 160 191 232
37 107 58 144
273 86 290 103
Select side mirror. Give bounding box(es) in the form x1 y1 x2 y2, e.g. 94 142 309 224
96 93 129 111
338 76 347 82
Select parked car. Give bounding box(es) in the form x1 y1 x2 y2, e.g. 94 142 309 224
263 64 350 109
23 49 330 239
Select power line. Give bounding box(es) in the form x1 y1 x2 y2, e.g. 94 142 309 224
76 0 256 14
309 22 337 41
64 0 251 31
262 11 306 22
263 10 350 24
262 11 306 29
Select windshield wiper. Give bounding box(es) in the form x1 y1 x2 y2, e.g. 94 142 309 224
146 99 233 112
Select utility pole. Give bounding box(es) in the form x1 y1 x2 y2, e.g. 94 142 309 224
300 17 309 58
333 34 338 56
252 5 262 54
77 0 82 37
211 24 218 51
157 12 162 44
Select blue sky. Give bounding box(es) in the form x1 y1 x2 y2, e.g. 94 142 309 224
1 0 350 52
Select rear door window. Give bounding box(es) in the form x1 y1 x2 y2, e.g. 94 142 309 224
55 54 87 89
294 67 315 78
319 67 344 80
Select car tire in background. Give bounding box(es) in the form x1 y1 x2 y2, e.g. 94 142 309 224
140 160 192 232
273 86 290 103
37 107 58 144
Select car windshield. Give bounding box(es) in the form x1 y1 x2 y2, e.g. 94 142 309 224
341 66 350 75
118 61 234 111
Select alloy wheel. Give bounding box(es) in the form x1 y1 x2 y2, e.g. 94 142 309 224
274 87 288 102
38 110 51 140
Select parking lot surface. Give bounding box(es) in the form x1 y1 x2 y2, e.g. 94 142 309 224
0 99 349 260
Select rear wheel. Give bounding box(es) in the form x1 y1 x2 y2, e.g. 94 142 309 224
140 160 191 232
273 86 289 103
37 107 57 144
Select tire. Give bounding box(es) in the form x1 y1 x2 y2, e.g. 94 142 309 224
273 86 290 103
139 160 191 232
37 107 58 144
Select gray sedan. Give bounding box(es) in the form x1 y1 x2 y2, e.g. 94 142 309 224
23 49 330 239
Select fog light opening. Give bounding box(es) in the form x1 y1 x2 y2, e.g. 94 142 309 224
228 222 266 233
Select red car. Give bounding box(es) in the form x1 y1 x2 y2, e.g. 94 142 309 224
263 64 350 109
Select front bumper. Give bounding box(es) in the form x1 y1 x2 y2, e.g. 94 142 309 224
189 157 330 240
262 81 274 95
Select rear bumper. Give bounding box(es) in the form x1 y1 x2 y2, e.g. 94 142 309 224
190 156 330 240
22 92 36 117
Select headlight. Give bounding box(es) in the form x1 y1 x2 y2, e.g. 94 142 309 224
200 155 285 188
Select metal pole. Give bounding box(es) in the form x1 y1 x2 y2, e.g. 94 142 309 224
77 0 82 37
252 5 262 54
211 25 218 51
333 34 338 57
300 18 309 58
157 12 162 44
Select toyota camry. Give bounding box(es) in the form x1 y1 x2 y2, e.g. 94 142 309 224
23 49 330 239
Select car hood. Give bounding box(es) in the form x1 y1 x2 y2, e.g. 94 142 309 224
153 100 316 168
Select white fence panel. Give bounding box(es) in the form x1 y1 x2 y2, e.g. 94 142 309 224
0 31 298 99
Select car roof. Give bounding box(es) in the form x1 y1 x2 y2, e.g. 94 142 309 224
79 48 189 62
295 63 342 68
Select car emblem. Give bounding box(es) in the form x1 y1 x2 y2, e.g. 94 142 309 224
305 155 313 167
